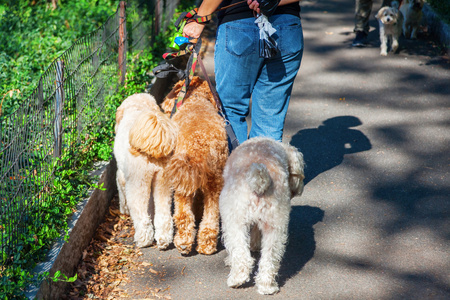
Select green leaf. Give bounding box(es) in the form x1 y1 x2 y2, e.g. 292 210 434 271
52 270 61 282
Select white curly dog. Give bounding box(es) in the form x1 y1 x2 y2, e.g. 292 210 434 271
114 93 178 249
219 137 305 295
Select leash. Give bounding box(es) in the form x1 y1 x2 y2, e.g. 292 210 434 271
170 38 202 117
197 55 240 150
152 5 243 149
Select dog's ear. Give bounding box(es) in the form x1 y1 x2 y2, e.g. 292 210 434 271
115 106 125 133
284 144 305 197
129 111 178 159
376 8 384 19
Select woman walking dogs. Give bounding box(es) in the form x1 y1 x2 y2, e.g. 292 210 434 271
183 0 304 145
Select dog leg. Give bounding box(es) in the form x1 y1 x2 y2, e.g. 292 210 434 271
410 26 418 39
223 221 254 288
403 23 410 39
173 192 196 254
153 170 173 250
392 36 399 53
196 179 221 255
116 170 129 215
380 30 388 56
255 221 288 295
126 175 154 248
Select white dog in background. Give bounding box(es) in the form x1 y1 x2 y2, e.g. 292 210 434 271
219 137 305 295
114 93 178 248
376 1 404 56
400 0 424 39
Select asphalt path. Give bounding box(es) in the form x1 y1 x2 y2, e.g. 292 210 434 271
118 0 449 299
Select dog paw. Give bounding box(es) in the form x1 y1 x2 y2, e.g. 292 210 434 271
155 228 172 250
227 272 250 288
135 235 153 248
134 226 154 248
174 233 193 254
257 282 279 295
175 242 192 255
196 239 217 255
155 229 173 250
156 237 171 250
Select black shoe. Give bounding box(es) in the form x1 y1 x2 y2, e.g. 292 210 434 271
352 31 368 47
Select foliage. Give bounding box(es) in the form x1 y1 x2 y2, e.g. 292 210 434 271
0 145 106 299
0 0 197 298
427 0 450 25
50 271 78 283
0 0 117 117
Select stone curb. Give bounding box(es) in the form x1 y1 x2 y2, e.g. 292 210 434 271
423 4 450 54
26 160 117 299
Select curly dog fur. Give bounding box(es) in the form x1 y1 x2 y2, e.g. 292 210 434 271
219 137 305 294
114 93 178 249
161 76 228 255
376 2 404 56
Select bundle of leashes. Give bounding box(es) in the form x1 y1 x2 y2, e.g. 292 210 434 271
152 0 281 151
153 6 241 150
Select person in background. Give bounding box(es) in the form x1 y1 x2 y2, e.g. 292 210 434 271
183 0 303 146
353 0 392 47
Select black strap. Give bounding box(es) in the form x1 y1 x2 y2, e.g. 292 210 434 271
174 11 188 28
153 62 186 80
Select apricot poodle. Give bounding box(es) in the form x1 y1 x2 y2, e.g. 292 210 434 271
161 76 228 255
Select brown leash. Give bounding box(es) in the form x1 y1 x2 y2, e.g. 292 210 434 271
217 0 247 12
197 55 240 150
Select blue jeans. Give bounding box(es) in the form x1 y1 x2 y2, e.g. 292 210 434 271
215 14 303 144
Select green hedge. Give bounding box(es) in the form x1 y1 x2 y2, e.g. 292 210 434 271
0 0 117 117
427 0 450 25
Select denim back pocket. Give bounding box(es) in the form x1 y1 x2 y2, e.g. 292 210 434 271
277 19 303 55
225 23 258 57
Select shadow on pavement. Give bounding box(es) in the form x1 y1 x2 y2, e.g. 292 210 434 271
290 116 372 184
278 205 324 287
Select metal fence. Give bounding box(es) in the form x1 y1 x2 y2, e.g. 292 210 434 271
0 0 179 267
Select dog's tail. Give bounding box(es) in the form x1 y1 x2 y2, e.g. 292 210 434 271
165 154 210 196
129 110 178 159
247 163 272 196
